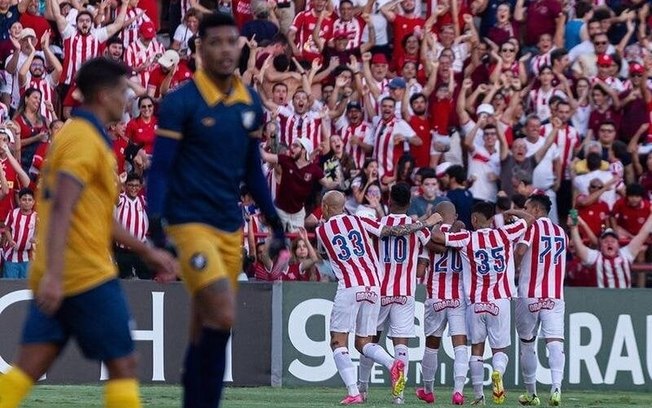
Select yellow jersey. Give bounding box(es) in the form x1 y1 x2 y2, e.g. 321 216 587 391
29 112 119 296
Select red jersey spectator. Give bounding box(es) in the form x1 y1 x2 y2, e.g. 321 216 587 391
148 50 193 100
13 87 48 172
289 0 333 64
122 0 155 48
0 128 30 222
126 96 157 154
515 0 562 47
380 0 425 64
2 187 36 279
612 184 651 241
125 22 165 88
17 1 50 50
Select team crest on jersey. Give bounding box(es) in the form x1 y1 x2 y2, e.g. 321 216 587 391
433 299 461 312
190 253 208 271
355 287 378 304
241 110 255 129
381 295 408 306
528 299 555 312
473 302 500 316
201 117 216 127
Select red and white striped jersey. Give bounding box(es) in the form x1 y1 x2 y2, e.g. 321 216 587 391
445 219 527 303
584 246 634 288
529 47 555 76
376 214 430 297
125 39 165 88
540 123 579 180
3 209 36 262
340 121 371 169
316 214 381 289
333 17 365 50
277 106 323 150
121 7 153 49
114 193 149 248
61 25 110 85
21 74 56 123
528 87 565 123
180 0 193 21
518 217 568 299
425 224 464 300
364 116 416 177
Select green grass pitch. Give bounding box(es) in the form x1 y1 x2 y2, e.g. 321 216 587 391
19 385 652 407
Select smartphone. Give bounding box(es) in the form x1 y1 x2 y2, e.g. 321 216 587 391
569 208 578 226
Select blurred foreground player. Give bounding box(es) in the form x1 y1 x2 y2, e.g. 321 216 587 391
0 58 178 408
147 12 288 408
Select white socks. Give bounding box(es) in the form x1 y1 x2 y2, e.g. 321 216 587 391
421 347 438 393
547 341 565 392
362 343 394 370
469 355 484 398
394 344 409 378
520 340 538 395
333 347 359 396
492 351 508 375
358 354 374 386
453 345 469 394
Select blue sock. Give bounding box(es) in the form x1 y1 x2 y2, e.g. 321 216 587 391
182 343 200 408
199 328 231 408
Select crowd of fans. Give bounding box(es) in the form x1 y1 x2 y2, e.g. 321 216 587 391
0 0 650 287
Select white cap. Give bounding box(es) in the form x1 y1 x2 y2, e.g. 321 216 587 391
158 49 180 69
297 137 313 158
19 28 36 41
436 162 452 177
476 103 495 116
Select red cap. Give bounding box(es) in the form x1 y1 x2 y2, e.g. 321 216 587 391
371 53 388 65
629 62 645 75
597 54 613 67
139 21 156 40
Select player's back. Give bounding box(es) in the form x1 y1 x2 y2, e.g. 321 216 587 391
316 214 380 289
30 115 118 296
518 217 568 299
376 213 430 297
425 224 464 300
447 220 527 303
154 72 265 232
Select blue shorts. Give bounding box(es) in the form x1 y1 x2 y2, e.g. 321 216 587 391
22 279 135 361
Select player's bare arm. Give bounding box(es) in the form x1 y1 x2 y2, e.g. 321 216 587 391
380 213 442 237
37 173 83 315
504 209 535 228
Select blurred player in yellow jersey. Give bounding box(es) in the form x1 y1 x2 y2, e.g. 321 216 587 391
0 58 178 408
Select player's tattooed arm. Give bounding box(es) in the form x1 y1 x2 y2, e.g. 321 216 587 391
381 213 443 237
504 209 535 228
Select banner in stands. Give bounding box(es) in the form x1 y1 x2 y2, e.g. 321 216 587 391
281 284 652 391
0 281 273 385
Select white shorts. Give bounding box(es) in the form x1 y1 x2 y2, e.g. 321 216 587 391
467 299 511 349
423 298 467 338
515 298 565 340
376 296 416 338
330 286 381 337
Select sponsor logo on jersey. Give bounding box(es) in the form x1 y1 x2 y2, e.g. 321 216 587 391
242 110 255 129
433 298 461 312
474 302 500 316
201 117 215 127
190 252 207 271
381 295 408 306
356 287 378 304
528 298 556 312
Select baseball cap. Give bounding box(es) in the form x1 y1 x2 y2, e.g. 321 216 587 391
597 54 613 67
371 53 388 65
435 162 452 177
389 77 407 89
346 101 362 111
139 21 156 40
297 137 313 158
600 228 618 239
158 50 180 69
476 103 495 116
629 62 645 75
19 28 36 41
